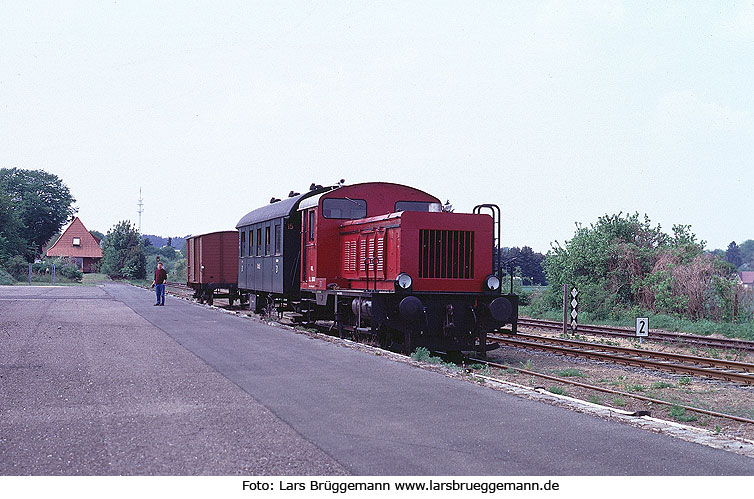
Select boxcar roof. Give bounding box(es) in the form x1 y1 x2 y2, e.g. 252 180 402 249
186 230 237 241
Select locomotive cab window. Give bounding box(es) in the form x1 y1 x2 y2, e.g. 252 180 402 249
308 210 315 241
395 201 434 212
322 198 366 219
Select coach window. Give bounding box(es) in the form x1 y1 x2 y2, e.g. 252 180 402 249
274 224 281 255
308 210 315 241
240 231 246 257
256 228 262 256
265 226 271 255
322 198 367 219
248 230 253 257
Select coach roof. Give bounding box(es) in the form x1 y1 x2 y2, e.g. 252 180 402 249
235 187 335 228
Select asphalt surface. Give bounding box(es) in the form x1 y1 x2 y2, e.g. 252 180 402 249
1 283 753 475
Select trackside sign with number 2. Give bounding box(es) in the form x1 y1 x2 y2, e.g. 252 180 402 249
636 317 649 337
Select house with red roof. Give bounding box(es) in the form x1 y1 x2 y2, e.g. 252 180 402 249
737 271 754 289
46 217 103 272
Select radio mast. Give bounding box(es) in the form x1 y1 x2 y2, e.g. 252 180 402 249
137 188 144 233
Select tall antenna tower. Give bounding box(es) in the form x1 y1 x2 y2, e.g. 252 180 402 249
137 188 144 233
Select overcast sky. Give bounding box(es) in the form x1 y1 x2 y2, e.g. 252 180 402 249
2 1 752 253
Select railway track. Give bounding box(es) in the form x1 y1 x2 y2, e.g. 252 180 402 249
489 333 754 385
165 281 195 299
517 317 754 353
465 355 754 426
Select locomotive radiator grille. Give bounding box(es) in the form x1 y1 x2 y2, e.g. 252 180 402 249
419 229 474 279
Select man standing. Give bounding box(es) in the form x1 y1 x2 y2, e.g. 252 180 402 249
152 261 168 306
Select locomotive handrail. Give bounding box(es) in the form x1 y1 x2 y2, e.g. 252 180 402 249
473 204 502 282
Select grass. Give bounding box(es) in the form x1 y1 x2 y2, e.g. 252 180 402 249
521 360 534 370
588 394 601 404
625 384 646 392
554 368 585 377
613 396 627 407
548 386 568 396
410 347 461 372
669 405 698 422
82 273 111 285
677 376 691 386
651 382 674 389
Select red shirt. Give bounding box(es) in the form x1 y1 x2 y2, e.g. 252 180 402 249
154 267 167 284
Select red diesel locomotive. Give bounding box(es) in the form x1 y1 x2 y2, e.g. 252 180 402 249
235 181 518 355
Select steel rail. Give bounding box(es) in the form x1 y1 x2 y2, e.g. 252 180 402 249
505 333 754 371
517 317 754 353
488 335 754 385
466 356 754 425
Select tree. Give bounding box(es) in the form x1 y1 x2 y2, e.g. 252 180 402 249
0 190 28 263
0 168 76 260
498 246 546 285
167 237 172 247
739 240 754 267
100 221 146 279
89 230 105 243
541 212 736 321
726 241 743 268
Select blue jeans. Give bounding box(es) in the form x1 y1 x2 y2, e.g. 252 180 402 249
155 283 165 305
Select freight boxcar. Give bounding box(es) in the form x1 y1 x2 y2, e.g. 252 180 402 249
186 230 241 306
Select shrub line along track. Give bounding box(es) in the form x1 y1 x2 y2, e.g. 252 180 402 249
489 333 754 385
517 317 754 353
164 283 754 426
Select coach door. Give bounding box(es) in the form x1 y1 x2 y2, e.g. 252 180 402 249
302 208 317 286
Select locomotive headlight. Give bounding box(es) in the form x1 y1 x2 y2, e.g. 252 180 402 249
396 272 413 290
484 274 501 292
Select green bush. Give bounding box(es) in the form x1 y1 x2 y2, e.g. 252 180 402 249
0 266 15 285
58 261 83 281
4 255 29 279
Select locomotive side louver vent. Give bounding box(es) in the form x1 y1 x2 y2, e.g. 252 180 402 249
343 241 357 272
419 229 474 279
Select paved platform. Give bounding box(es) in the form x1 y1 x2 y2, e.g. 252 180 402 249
1 283 753 475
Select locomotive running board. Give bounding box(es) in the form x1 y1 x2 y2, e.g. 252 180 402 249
484 342 501 352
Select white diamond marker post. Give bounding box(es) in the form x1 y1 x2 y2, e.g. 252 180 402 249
570 287 578 332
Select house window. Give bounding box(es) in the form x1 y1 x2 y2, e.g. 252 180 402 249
72 237 81 246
